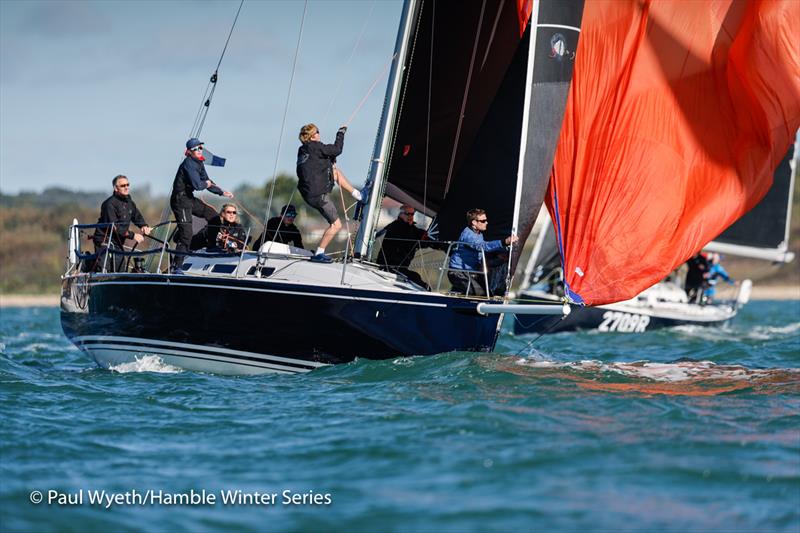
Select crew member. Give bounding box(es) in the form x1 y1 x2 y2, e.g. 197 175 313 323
253 204 305 250
296 123 363 263
170 138 233 271
92 174 151 272
376 205 430 289
191 203 248 252
448 208 517 296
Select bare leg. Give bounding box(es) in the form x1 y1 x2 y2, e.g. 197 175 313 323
333 168 356 194
318 218 342 250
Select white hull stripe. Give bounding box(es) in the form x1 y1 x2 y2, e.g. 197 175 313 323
84 345 300 374
88 281 449 308
72 335 327 369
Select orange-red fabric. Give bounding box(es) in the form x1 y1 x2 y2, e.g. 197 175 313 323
517 0 533 36
547 0 800 306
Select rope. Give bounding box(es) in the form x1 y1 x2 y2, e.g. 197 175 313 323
336 168 356 259
343 52 398 127
513 312 569 356
262 0 309 231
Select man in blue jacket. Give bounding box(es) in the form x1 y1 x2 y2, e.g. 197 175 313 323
170 138 234 272
448 208 517 296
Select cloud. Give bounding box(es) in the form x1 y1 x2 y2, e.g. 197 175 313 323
18 0 111 37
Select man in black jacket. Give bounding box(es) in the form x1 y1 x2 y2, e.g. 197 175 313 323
376 205 431 289
170 138 233 271
92 174 151 271
253 204 304 250
296 123 363 263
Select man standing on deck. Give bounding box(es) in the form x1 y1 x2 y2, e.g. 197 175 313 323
92 174 151 272
296 123 363 263
170 138 234 272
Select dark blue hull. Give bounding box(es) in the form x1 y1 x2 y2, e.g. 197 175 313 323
513 303 733 335
61 274 502 373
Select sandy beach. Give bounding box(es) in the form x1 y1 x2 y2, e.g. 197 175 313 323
1 294 60 307
1 285 798 308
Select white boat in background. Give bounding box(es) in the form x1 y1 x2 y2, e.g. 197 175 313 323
514 140 797 335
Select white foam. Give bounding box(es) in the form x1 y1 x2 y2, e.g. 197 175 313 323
515 358 799 383
109 355 182 374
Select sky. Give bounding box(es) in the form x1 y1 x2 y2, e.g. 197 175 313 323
0 0 404 195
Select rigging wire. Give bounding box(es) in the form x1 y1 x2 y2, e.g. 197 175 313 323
189 0 245 139
423 0 435 223
154 0 245 269
262 0 309 231
320 0 377 127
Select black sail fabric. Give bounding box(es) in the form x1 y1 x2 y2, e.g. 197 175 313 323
381 0 583 277
713 145 795 251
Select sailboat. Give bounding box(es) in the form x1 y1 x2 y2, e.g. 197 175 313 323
60 0 583 374
514 140 796 335
60 0 799 373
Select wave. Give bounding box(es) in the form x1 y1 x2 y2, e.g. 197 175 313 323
493 357 800 396
108 355 183 374
673 321 800 342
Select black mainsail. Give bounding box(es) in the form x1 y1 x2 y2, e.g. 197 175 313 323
356 0 583 274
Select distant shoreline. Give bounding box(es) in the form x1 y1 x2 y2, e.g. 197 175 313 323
2 285 799 308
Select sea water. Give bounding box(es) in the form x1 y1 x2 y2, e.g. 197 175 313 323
1 301 798 532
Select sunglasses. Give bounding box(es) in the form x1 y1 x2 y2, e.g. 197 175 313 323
191 146 203 152
223 210 237 215
117 183 130 188
476 218 488 223
402 211 415 216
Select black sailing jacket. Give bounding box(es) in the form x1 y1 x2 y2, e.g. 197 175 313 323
296 130 345 198
93 193 148 247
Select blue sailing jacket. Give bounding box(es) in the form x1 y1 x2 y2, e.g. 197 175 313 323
448 227 505 271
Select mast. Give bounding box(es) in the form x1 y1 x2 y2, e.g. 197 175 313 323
354 0 420 258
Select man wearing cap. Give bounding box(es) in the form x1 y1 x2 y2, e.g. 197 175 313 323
170 137 234 272
253 204 305 250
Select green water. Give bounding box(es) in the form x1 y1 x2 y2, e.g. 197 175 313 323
1 302 798 532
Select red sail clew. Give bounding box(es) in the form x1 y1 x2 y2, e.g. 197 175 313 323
547 0 800 306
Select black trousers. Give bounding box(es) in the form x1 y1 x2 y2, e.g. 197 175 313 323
171 194 217 267
448 270 487 296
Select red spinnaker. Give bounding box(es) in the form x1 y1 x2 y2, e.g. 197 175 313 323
547 0 800 306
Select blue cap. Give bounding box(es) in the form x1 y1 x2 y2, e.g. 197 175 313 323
186 138 203 150
281 204 297 217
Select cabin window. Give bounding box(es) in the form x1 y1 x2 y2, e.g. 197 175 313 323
246 266 275 277
181 263 192 270
211 264 237 274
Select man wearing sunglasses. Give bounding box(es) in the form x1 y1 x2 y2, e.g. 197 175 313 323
376 205 432 289
170 137 234 271
448 208 517 296
92 174 151 271
253 204 305 250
